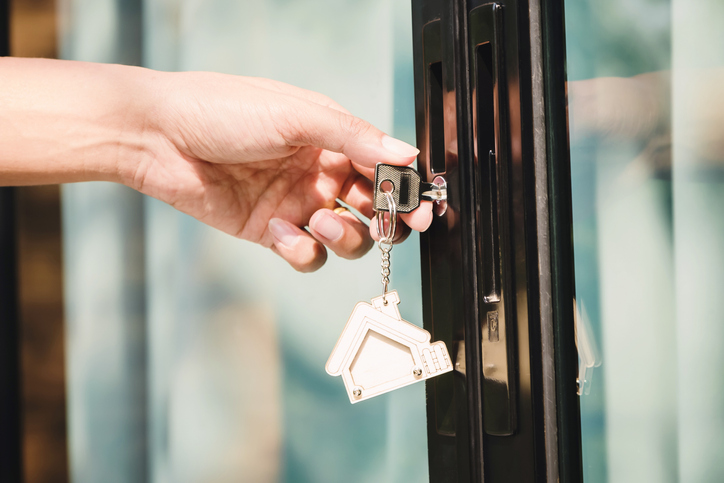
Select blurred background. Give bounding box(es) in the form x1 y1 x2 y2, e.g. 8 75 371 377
10 0 427 482
11 0 724 482
565 0 724 481
10 0 68 481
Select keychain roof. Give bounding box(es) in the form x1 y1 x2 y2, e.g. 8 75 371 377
325 291 453 403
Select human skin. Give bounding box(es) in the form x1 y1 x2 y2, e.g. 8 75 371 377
0 57 433 271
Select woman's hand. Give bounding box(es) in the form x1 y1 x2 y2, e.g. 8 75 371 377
134 72 432 271
0 59 433 272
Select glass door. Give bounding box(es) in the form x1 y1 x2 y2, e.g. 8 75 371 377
564 0 724 481
416 0 724 481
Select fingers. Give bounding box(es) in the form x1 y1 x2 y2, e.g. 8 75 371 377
280 99 419 169
368 202 433 243
368 211 412 244
401 201 434 232
335 174 434 236
309 208 374 260
267 208 377 272
268 218 327 272
240 77 351 114
268 201 432 271
350 161 375 181
337 171 433 244
338 174 374 219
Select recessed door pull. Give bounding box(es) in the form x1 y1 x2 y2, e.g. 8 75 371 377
373 164 448 216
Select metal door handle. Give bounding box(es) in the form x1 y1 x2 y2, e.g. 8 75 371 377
470 2 517 437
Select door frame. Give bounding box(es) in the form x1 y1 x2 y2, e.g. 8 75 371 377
413 0 583 480
0 1 24 481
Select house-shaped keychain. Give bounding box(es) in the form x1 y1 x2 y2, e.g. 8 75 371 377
326 290 453 403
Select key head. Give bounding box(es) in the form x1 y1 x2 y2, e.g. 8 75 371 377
373 164 422 213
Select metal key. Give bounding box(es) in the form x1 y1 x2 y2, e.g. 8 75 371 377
373 164 447 213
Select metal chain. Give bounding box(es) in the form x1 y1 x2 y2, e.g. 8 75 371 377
376 192 397 305
379 239 392 298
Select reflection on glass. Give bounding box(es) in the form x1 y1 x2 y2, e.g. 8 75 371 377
565 0 724 481
60 0 427 482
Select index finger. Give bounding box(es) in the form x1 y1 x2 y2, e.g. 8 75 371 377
278 99 419 169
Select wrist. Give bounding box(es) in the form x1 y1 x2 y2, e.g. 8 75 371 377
107 64 170 191
0 58 164 187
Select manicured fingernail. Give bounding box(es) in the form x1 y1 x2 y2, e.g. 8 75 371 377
269 218 300 248
381 135 420 157
311 212 343 241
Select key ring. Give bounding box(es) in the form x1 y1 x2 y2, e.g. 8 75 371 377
376 192 397 244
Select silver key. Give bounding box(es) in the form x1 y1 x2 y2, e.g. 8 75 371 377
373 163 447 213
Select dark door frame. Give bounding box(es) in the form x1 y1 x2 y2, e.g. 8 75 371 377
538 0 584 480
0 1 24 481
413 0 582 480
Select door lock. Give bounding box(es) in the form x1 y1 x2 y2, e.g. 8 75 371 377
373 164 448 216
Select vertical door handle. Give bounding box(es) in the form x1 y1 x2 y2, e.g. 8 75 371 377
470 2 517 437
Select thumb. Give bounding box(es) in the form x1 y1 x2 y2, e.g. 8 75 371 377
282 99 419 168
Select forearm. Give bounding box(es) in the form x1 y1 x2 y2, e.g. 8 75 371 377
0 57 158 186
0 57 430 270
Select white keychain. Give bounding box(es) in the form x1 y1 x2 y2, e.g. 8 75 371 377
326 190 453 404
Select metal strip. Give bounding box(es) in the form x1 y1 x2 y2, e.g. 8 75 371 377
0 188 22 483
539 0 584 480
528 0 559 480
451 0 486 477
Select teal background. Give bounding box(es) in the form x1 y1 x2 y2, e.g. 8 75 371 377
59 1 428 482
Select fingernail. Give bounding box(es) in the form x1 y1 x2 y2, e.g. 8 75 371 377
268 218 300 248
311 212 343 241
381 135 420 157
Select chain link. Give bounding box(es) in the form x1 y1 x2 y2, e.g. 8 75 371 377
376 192 397 305
379 239 392 299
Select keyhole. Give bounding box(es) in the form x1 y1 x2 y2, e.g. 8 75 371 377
380 180 394 194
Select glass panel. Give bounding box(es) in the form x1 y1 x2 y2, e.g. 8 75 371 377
59 1 427 482
565 0 724 481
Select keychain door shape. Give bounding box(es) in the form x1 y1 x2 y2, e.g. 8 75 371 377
326 290 452 403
